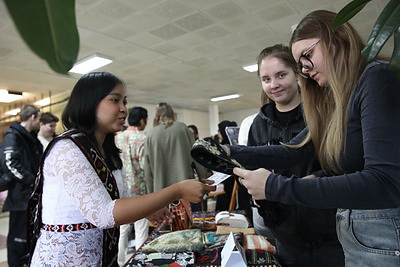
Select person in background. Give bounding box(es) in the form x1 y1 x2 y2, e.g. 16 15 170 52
115 106 149 264
231 10 400 266
37 112 59 151
144 103 206 194
187 124 199 140
217 120 237 146
215 120 238 211
245 44 343 266
2 104 42 266
29 72 215 266
237 90 268 146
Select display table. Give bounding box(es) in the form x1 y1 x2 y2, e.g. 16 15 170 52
124 211 281 267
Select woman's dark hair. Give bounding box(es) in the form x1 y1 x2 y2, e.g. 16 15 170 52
218 120 237 145
62 72 124 170
187 124 199 139
128 107 148 126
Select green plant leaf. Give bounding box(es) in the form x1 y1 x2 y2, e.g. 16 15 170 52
5 0 79 74
389 28 400 75
332 0 372 30
361 0 400 63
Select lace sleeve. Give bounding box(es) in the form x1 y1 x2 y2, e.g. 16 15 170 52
48 139 116 228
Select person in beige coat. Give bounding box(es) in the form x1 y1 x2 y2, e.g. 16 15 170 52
144 103 206 194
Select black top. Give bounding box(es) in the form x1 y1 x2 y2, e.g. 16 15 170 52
2 122 42 211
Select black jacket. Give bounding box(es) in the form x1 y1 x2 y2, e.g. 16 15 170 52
2 122 42 211
246 102 338 248
248 102 315 176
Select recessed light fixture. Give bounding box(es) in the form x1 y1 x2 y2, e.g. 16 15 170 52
210 94 240 102
5 108 21 116
69 54 113 74
243 64 258 73
0 89 23 103
34 97 51 107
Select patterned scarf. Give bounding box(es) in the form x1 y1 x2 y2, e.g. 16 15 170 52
27 129 120 266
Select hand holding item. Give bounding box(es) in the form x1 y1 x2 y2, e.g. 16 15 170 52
177 179 216 203
146 207 174 227
233 167 271 200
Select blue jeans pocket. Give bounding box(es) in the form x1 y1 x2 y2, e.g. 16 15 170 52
350 213 400 254
337 208 400 266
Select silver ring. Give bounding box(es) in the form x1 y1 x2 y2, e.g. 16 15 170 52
238 177 243 184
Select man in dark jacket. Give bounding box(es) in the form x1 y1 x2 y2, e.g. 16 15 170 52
2 105 42 266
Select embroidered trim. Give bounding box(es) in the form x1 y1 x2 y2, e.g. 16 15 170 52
42 223 97 232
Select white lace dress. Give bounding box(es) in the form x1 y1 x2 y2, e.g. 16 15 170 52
30 139 128 266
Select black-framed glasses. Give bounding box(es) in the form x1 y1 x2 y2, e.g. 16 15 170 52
296 40 319 79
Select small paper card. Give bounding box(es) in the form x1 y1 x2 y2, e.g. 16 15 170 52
207 171 231 186
221 232 247 267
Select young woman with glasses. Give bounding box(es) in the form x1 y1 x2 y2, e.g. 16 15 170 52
228 10 400 266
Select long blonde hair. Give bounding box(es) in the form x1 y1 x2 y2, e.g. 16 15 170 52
290 10 366 174
153 102 176 128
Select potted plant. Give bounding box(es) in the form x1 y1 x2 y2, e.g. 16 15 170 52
332 0 400 73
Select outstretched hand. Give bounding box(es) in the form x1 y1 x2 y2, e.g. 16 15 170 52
177 179 216 203
146 207 174 227
233 167 271 200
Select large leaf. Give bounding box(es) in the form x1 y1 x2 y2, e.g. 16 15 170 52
361 0 400 63
5 0 79 74
390 28 400 74
332 0 371 30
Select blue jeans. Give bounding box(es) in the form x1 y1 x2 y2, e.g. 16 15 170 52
336 208 400 266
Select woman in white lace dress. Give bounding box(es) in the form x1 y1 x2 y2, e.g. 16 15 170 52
29 72 215 266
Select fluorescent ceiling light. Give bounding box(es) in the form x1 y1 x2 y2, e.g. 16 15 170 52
69 54 113 74
243 64 258 73
34 97 51 107
211 94 240 102
5 108 21 116
0 89 23 103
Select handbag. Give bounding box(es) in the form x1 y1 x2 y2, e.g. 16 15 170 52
169 199 192 231
191 137 243 175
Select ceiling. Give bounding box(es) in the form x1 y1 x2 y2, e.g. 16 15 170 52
0 0 392 115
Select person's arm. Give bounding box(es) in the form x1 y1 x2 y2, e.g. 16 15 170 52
52 139 215 228
3 132 36 185
114 179 214 226
229 128 313 170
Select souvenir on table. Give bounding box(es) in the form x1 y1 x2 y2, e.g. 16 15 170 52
215 211 249 228
191 137 243 175
127 251 195 267
192 211 217 230
169 199 192 231
195 248 282 267
243 235 276 254
245 249 282 267
141 229 208 253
